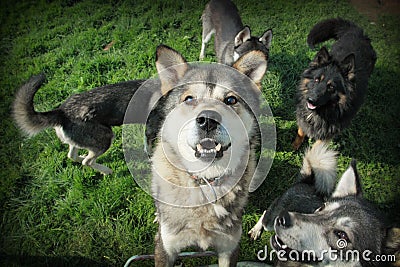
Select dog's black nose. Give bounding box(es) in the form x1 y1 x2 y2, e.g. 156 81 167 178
196 110 221 132
276 211 292 228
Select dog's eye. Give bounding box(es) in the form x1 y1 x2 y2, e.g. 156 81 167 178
224 96 238 105
334 230 349 242
327 83 335 91
315 203 326 213
184 95 195 104
314 78 320 83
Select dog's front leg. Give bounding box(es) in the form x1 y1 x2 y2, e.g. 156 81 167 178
292 127 306 150
215 228 241 267
248 210 267 240
154 228 177 267
217 245 239 267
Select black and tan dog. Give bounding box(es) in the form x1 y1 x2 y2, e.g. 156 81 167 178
293 18 376 150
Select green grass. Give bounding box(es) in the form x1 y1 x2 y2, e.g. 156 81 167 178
1 0 399 266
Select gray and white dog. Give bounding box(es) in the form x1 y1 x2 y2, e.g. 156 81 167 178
250 143 399 266
147 45 268 267
249 142 338 239
200 0 272 65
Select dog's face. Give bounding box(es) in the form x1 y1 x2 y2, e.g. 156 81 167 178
233 27 273 62
299 47 355 113
271 161 394 265
152 45 267 181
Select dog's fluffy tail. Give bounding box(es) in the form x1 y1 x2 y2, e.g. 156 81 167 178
12 74 63 136
300 142 338 196
307 18 362 49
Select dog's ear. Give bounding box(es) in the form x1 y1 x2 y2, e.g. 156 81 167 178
310 46 330 67
233 50 267 88
332 159 363 198
234 26 251 47
156 45 188 95
259 29 273 50
340 53 355 81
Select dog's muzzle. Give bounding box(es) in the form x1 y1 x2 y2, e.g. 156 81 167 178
194 110 229 160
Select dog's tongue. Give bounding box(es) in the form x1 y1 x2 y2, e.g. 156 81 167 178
200 138 216 149
307 102 317 110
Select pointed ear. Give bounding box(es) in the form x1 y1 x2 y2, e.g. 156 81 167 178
340 53 355 81
332 159 362 198
259 29 273 49
155 45 188 95
234 26 251 47
232 50 267 88
310 46 330 68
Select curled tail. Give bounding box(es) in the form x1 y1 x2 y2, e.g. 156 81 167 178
300 142 338 196
307 18 362 49
12 74 63 136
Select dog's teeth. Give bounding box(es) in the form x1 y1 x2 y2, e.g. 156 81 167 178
215 143 222 152
197 144 203 151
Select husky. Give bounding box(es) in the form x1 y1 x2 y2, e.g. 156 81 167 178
12 74 160 174
249 142 338 239
146 45 268 266
270 159 399 266
199 0 272 65
292 18 377 150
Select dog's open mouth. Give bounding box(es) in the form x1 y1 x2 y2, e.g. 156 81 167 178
271 234 320 262
307 101 318 110
194 138 229 160
271 234 291 252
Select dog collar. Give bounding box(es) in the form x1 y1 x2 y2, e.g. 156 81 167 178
190 174 225 186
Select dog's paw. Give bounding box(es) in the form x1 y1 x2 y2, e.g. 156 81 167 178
248 225 262 240
248 210 267 240
90 162 113 175
292 136 304 151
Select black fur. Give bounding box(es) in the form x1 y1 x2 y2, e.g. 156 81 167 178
12 74 159 173
296 18 376 141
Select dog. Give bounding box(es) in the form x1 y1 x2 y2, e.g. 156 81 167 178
12 74 161 174
199 0 272 65
249 142 338 240
146 45 268 266
292 18 377 150
271 159 399 266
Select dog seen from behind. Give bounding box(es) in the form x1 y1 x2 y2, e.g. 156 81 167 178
12 74 161 174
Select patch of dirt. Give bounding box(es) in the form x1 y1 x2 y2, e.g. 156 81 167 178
350 0 400 21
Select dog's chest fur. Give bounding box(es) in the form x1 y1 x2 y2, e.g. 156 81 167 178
151 143 254 250
156 191 247 251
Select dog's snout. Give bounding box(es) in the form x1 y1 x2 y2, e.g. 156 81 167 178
196 110 221 132
277 211 292 228
307 97 316 105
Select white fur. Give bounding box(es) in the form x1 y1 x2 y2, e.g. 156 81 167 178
248 210 266 240
301 142 338 195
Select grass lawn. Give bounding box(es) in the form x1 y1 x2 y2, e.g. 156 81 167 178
1 0 399 266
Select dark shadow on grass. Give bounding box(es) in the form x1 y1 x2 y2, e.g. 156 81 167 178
0 255 111 267
249 158 300 213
